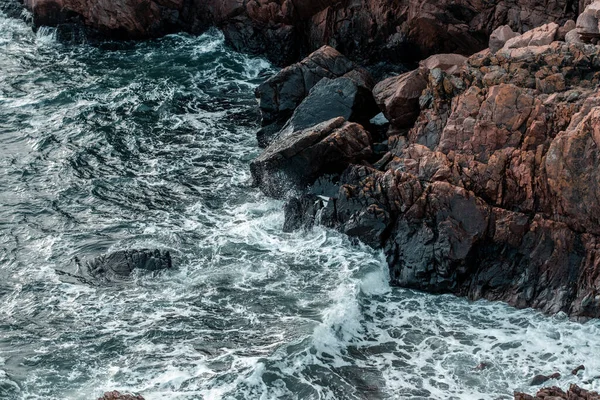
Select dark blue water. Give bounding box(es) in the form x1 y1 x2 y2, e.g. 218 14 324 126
1 10 600 400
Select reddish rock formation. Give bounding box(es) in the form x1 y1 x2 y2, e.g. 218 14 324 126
98 391 145 400
515 384 600 399
21 0 579 65
262 30 600 319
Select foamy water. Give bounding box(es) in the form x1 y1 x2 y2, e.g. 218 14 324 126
1 9 599 400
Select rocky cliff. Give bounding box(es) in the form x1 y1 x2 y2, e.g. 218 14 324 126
22 0 579 65
251 3 600 321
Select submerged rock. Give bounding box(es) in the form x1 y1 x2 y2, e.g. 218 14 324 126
84 249 172 278
530 373 561 386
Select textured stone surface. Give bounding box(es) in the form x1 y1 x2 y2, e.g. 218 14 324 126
254 45 371 143
85 249 172 277
22 0 580 65
250 117 373 198
515 384 600 399
372 70 428 129
274 40 600 320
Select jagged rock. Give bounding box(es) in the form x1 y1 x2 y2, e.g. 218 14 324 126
503 23 559 49
98 390 145 400
283 194 325 232
515 384 600 399
22 0 579 66
250 117 372 198
293 40 600 319
274 76 378 144
490 25 520 53
372 70 428 129
85 249 172 278
255 46 372 147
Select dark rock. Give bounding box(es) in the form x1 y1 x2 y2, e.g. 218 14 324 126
98 391 145 400
530 373 560 386
250 117 372 198
275 76 378 143
283 194 325 232
573 365 586 375
295 41 600 319
255 46 372 129
85 249 172 278
22 0 579 66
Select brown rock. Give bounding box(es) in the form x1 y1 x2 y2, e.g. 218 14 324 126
22 0 579 66
572 365 586 375
419 53 468 74
490 25 520 53
372 70 427 129
515 384 600 399
503 23 559 49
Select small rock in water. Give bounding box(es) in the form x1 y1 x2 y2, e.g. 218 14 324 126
473 362 491 370
85 249 172 278
572 365 586 375
98 391 145 400
530 372 561 386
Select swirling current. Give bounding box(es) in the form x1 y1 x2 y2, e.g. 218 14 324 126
1 8 600 400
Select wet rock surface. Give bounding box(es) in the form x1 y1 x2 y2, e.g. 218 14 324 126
84 249 172 278
257 21 600 320
250 117 373 198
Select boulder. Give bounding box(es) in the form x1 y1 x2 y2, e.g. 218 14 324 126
255 46 372 146
372 70 428 129
489 25 520 53
572 365 586 375
565 28 584 43
85 249 172 278
250 117 372 198
577 0 600 42
419 53 468 74
272 76 378 145
557 19 576 41
503 23 559 49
